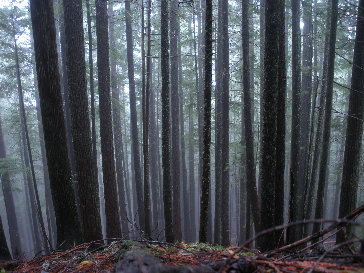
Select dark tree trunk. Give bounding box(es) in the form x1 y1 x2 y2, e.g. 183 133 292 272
242 0 261 238
95 0 122 239
32 47 56 248
197 1 206 222
303 0 318 226
143 0 152 238
214 0 223 246
86 0 98 185
63 0 102 243
161 0 174 243
337 0 364 243
259 0 285 251
125 0 145 231
108 1 130 239
169 0 182 242
199 0 212 243
258 0 265 198
216 0 230 247
59 4 77 190
299 0 313 227
275 0 286 245
0 115 21 258
288 0 303 243
0 213 10 260
190 8 199 242
29 0 82 248
313 0 338 235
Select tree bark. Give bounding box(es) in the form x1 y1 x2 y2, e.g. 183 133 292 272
63 0 102 243
288 0 303 243
95 0 122 239
161 0 174 243
169 0 182 242
143 0 152 238
29 0 82 248
199 0 212 244
337 0 364 243
259 0 285 251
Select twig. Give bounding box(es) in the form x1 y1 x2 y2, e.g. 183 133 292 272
307 239 364 273
268 204 364 256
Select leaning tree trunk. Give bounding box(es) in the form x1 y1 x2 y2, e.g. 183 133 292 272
337 0 364 243
0 115 21 258
313 0 339 236
29 0 82 249
95 0 122 239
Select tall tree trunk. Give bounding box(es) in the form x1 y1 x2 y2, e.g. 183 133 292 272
143 0 152 238
190 8 199 242
30 0 82 248
63 0 102 243
275 0 286 245
197 1 206 223
86 0 98 185
109 1 130 239
0 115 21 258
32 49 56 249
337 0 364 243
299 0 313 222
258 0 265 198
214 0 223 246
288 0 302 243
220 0 230 248
169 0 182 242
305 0 331 223
95 0 122 239
161 0 174 243
242 0 261 239
259 0 285 251
199 0 212 244
125 0 145 231
313 0 339 235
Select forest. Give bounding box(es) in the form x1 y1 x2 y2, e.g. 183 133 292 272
0 0 363 272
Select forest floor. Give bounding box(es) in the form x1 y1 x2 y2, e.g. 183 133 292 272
2 238 363 272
